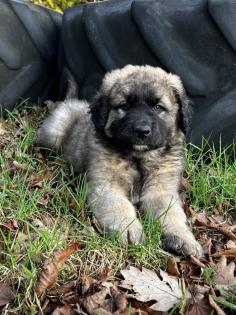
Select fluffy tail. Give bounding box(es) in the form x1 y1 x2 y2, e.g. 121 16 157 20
38 99 90 149
38 73 90 149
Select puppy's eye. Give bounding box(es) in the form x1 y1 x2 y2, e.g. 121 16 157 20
153 104 165 112
121 103 131 111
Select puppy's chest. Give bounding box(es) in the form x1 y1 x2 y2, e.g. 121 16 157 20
108 157 142 200
128 161 146 206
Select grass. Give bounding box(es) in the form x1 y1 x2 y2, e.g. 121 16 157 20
0 103 235 314
185 141 236 215
31 0 101 13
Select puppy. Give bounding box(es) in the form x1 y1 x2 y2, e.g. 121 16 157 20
38 65 202 258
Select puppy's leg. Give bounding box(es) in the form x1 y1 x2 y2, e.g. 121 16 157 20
141 172 202 258
89 185 143 244
88 156 143 244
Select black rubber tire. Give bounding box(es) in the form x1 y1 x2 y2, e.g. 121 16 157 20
60 0 236 148
0 0 62 112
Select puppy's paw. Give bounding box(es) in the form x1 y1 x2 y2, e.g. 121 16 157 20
163 231 203 258
121 218 144 245
106 217 144 245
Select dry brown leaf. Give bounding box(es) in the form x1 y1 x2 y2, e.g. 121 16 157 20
127 299 165 314
47 280 77 298
167 257 180 276
184 296 211 315
51 304 75 315
181 177 191 191
224 240 236 250
80 287 110 314
213 256 236 289
111 286 128 313
35 243 79 297
37 196 49 207
120 266 185 312
8 160 31 177
61 292 80 305
0 221 18 234
81 276 99 295
0 283 15 306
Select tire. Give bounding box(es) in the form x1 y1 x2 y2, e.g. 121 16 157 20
60 0 236 148
0 0 62 112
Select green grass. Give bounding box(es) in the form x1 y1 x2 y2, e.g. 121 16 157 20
185 142 236 215
32 0 102 13
0 103 235 313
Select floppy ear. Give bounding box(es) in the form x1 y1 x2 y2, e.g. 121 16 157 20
168 74 192 135
90 94 109 132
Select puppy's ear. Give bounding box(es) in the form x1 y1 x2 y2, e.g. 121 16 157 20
168 74 192 135
90 94 109 132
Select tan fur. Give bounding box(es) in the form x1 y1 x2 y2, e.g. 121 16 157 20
38 65 202 258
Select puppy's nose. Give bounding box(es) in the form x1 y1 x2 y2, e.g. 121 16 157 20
135 125 151 138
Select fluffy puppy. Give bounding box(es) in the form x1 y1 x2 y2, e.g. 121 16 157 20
38 65 202 258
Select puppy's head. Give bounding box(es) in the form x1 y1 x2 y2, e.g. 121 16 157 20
91 65 191 152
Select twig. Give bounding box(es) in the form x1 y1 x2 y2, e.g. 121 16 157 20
212 248 236 257
190 255 206 268
207 238 215 266
209 295 226 315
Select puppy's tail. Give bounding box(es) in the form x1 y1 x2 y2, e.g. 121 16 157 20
59 68 79 100
38 72 90 150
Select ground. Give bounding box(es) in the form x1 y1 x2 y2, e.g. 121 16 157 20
0 103 236 314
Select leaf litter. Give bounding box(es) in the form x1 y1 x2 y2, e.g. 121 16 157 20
0 283 15 306
35 242 80 297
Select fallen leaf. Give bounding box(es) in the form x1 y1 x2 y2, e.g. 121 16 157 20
167 257 180 276
35 243 79 297
111 286 128 313
181 177 191 191
61 292 80 305
8 160 30 177
0 220 18 234
213 256 236 289
51 304 75 315
37 196 49 207
47 280 77 297
0 283 15 306
224 240 236 250
80 287 110 314
128 299 164 314
120 266 185 312
184 296 211 315
81 276 99 295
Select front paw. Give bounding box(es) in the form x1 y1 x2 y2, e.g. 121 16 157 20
163 230 203 258
107 217 144 245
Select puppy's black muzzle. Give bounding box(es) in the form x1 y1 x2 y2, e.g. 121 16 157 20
134 121 152 139
110 105 168 150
